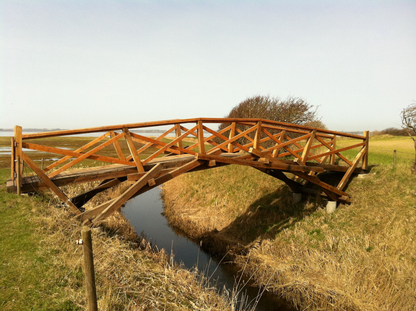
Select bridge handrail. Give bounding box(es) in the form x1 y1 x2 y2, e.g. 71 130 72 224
20 118 366 140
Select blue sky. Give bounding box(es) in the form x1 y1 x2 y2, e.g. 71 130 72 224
1 0 415 132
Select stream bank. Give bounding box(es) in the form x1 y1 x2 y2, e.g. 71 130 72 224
123 187 296 311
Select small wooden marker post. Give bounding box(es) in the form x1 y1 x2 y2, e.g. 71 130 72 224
394 150 397 166
82 228 98 311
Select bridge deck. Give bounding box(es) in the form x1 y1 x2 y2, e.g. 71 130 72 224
6 154 196 193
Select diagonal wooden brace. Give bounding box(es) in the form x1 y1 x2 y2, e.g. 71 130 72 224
21 152 81 215
92 163 163 225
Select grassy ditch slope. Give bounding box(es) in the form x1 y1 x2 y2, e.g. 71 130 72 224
0 136 238 311
162 135 416 310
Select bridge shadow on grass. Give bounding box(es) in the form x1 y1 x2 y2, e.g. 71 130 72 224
203 183 326 257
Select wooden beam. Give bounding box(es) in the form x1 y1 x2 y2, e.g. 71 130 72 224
71 178 122 208
78 160 203 223
198 121 205 154
197 153 324 173
259 169 303 193
176 124 183 154
49 132 126 178
142 125 198 164
21 117 366 140
44 132 111 172
292 171 349 199
129 132 196 157
337 147 366 191
22 142 135 167
75 196 120 222
21 152 81 215
205 125 258 154
306 142 365 166
92 164 163 224
124 128 145 173
110 131 125 161
228 122 236 153
253 121 262 150
330 135 336 165
300 130 316 165
133 125 176 156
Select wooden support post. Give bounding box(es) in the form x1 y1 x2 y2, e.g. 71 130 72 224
253 121 262 150
16 157 21 195
124 128 145 173
330 135 336 165
21 152 81 215
110 131 125 160
41 158 45 170
300 130 316 165
81 228 98 311
272 130 285 158
362 130 369 171
197 121 205 154
228 122 236 153
176 124 183 154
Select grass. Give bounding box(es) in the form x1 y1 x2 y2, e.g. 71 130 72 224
162 135 416 310
0 136 246 310
0 169 82 310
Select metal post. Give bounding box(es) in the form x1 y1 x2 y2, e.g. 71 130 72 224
82 228 98 311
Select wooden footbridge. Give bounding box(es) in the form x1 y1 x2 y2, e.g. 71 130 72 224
7 118 368 225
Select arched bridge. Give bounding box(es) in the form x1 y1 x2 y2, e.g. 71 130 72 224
7 118 369 225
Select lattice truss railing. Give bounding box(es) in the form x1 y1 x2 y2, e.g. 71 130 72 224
9 118 368 224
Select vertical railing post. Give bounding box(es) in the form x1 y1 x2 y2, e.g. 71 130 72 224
176 124 183 154
330 135 336 165
124 128 145 173
362 131 369 170
82 228 98 311
228 122 236 153
300 129 316 165
197 120 205 154
253 121 262 150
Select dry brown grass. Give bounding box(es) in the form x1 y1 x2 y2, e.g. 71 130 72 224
161 137 416 310
35 180 254 310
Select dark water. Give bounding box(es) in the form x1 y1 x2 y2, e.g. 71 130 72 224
123 187 295 311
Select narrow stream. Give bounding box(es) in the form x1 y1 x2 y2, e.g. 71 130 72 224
123 187 295 311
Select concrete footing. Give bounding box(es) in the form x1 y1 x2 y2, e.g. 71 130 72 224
292 193 302 204
326 201 337 214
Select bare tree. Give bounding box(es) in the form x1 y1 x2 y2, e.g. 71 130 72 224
401 103 416 172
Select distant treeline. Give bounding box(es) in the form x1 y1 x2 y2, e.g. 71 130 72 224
372 127 415 136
